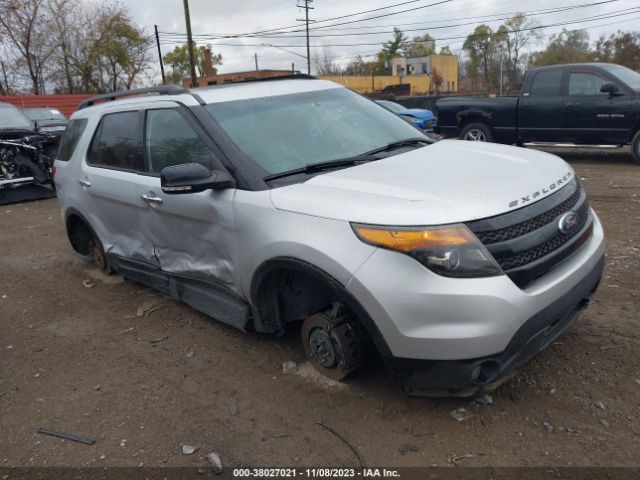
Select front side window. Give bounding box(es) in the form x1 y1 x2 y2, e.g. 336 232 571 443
87 111 142 170
569 72 608 96
205 88 424 175
144 109 216 174
57 118 88 161
529 69 563 96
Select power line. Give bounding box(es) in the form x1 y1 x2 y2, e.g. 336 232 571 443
158 7 640 48
159 0 454 40
158 0 618 39
158 1 627 41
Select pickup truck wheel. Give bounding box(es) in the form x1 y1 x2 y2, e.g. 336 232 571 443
632 130 640 164
460 122 494 142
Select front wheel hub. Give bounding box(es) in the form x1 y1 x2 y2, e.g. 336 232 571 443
309 329 336 368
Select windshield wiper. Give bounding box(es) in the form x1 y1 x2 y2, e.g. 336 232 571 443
264 154 382 182
361 137 429 156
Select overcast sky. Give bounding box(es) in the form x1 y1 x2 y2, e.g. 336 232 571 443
121 0 639 75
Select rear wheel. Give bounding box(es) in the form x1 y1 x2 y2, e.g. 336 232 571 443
301 310 368 380
459 122 494 142
88 237 113 275
632 130 640 164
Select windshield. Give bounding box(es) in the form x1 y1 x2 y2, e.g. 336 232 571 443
376 100 405 113
602 64 640 90
0 104 33 130
22 108 67 121
205 87 426 175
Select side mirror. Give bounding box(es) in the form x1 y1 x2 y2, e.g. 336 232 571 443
600 82 622 96
160 163 235 194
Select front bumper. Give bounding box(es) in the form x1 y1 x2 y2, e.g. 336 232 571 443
389 254 603 396
345 209 605 395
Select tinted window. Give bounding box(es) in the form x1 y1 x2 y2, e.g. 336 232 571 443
530 69 563 96
145 108 215 174
57 118 87 161
88 111 142 170
569 72 608 96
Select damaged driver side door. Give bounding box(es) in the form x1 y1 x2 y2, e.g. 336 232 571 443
132 104 248 327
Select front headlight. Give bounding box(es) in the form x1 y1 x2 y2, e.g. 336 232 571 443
408 117 422 124
352 223 502 278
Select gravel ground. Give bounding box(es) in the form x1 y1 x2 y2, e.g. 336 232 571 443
0 147 639 470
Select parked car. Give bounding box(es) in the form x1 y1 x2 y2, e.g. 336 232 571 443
435 63 640 163
22 107 69 137
55 79 604 396
376 99 436 131
0 102 58 193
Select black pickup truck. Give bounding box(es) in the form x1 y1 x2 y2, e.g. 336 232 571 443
435 63 640 163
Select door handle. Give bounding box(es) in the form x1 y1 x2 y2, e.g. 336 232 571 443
141 194 163 205
78 179 91 187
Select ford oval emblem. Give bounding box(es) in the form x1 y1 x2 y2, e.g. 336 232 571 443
558 212 579 234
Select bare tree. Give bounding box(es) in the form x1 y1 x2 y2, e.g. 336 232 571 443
313 45 342 76
0 0 56 94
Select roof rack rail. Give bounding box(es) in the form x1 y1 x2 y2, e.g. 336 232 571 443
78 85 188 110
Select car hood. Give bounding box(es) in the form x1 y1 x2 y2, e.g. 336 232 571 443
398 108 433 119
270 139 575 225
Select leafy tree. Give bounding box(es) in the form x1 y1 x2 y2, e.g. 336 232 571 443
163 44 222 84
595 30 640 70
463 24 497 89
530 29 595 66
404 33 436 58
439 45 452 55
374 27 407 74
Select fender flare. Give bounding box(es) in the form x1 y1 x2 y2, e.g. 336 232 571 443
250 256 392 358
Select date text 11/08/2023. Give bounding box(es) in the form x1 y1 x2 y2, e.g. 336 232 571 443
232 468 401 478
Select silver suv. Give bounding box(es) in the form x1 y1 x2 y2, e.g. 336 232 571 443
54 78 605 396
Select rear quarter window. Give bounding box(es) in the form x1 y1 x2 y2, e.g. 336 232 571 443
57 118 88 161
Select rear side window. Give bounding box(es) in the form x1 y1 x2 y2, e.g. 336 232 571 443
529 69 563 96
144 108 216 174
87 111 143 171
57 118 88 161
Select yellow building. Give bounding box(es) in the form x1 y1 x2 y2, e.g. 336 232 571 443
321 75 431 95
391 54 459 93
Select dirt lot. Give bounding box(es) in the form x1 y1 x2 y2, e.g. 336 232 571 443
1 147 639 470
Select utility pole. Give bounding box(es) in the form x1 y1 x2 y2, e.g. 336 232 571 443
154 25 166 84
296 0 314 75
254 53 259 71
182 0 198 88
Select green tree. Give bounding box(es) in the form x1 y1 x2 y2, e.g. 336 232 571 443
374 27 407 74
463 24 497 89
530 29 595 66
439 45 452 55
404 33 436 58
163 44 222 84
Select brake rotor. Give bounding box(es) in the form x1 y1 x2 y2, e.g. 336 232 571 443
89 238 111 274
302 314 348 380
